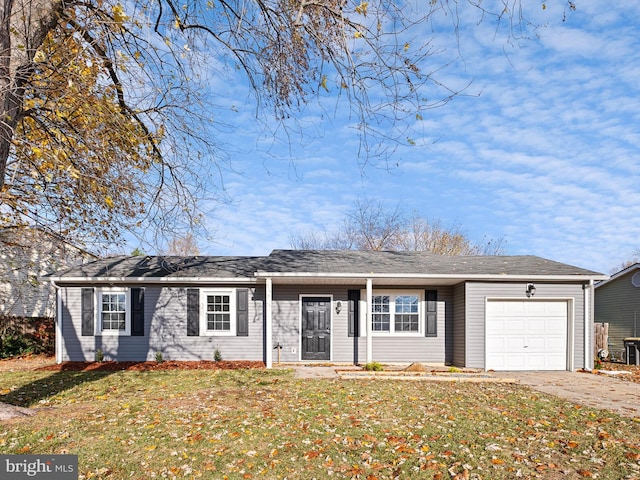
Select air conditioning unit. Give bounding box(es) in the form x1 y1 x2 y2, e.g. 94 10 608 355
624 338 640 366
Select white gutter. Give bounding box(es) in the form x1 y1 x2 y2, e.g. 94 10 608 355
51 280 63 364
254 272 607 282
46 276 257 284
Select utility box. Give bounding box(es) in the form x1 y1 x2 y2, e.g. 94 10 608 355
624 338 640 366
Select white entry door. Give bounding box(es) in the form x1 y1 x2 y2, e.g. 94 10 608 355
486 300 568 371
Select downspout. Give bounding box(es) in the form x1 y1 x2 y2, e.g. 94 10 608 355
584 280 594 370
590 279 595 367
51 280 62 364
366 278 372 364
265 278 273 369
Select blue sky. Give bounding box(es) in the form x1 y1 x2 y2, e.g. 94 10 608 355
155 2 640 275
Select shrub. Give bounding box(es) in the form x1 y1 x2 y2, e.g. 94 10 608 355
0 334 35 358
155 351 164 363
213 347 223 362
364 362 384 371
95 348 104 362
0 316 55 358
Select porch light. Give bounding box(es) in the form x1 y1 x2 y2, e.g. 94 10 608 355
526 283 536 298
335 301 342 314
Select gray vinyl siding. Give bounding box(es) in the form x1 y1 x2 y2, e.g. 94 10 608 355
60 285 264 362
464 282 586 370
595 272 640 357
271 285 450 364
271 285 359 363
452 283 466 367
367 287 450 364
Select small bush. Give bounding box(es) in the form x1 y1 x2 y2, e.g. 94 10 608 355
213 347 223 362
0 334 35 358
0 316 55 358
95 348 104 362
155 351 164 363
448 366 462 373
364 362 384 371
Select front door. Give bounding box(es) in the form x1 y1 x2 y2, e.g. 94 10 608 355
301 297 331 361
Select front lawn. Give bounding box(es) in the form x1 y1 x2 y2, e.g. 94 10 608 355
1 369 639 479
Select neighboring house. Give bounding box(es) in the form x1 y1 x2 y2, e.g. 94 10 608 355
46 250 606 371
0 228 95 319
594 263 640 359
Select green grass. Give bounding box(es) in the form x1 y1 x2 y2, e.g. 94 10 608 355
1 370 639 479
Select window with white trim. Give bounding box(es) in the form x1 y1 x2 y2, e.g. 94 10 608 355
370 291 423 335
200 289 236 335
97 288 131 335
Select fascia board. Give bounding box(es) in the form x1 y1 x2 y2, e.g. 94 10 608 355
594 264 638 288
254 272 608 282
45 276 257 284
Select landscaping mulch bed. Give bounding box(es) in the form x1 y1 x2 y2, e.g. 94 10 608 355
592 361 640 384
37 360 265 372
0 355 264 372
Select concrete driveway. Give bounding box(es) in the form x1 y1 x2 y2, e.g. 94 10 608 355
498 371 640 418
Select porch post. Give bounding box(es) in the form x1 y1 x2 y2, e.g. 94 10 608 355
366 278 372 364
266 277 273 369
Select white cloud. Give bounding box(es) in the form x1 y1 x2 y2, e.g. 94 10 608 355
122 2 640 275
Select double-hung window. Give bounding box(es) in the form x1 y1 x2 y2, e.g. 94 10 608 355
97 288 131 335
370 291 422 336
200 289 236 335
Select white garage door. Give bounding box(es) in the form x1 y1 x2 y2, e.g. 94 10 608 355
486 300 568 371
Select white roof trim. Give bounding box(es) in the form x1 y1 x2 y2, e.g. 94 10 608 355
255 272 607 282
47 277 257 284
47 272 608 285
595 263 638 288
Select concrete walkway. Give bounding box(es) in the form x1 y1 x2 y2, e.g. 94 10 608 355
496 370 640 418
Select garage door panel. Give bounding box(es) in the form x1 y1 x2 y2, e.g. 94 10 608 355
526 318 546 332
505 319 526 333
526 354 550 369
526 336 546 350
486 300 568 371
486 319 505 334
544 319 567 333
487 354 525 370
546 336 566 350
505 337 526 350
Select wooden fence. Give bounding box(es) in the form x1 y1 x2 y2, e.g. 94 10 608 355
594 322 609 359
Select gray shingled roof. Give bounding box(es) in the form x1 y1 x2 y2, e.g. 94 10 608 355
49 255 266 279
48 250 603 280
260 250 602 277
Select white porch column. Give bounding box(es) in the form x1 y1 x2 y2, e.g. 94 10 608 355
265 278 273 369
366 278 373 364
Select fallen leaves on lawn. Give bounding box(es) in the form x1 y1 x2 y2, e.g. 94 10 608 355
1 370 639 479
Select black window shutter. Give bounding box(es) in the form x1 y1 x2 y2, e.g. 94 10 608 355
81 287 94 336
187 288 200 336
131 287 145 336
425 290 437 337
348 290 360 337
236 289 249 336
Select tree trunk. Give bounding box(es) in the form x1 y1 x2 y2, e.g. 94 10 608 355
0 0 63 190
0 0 15 190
